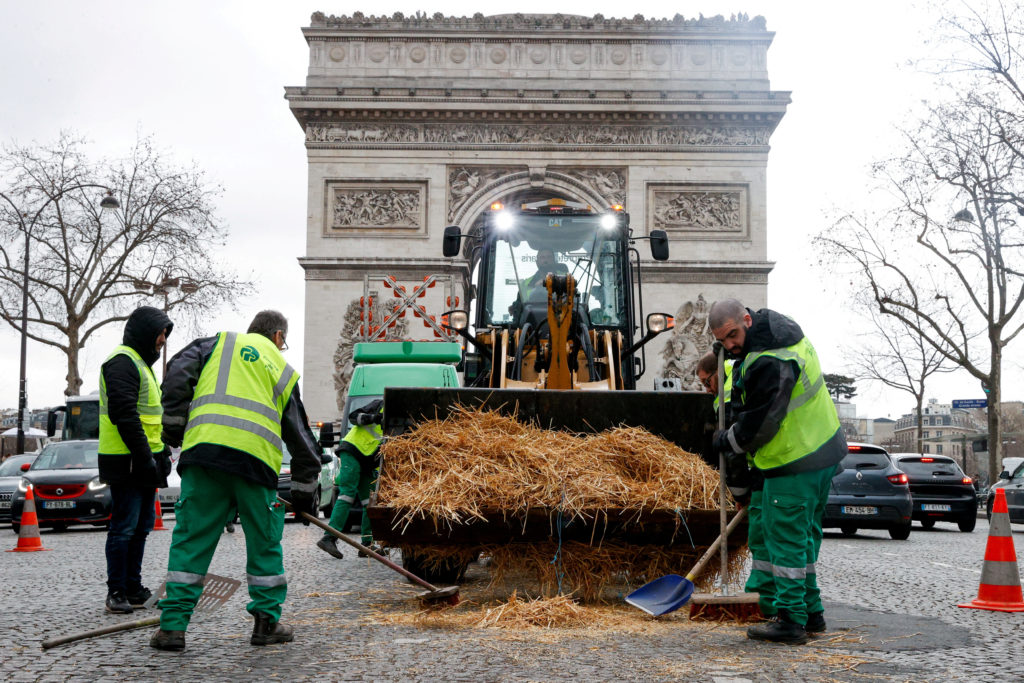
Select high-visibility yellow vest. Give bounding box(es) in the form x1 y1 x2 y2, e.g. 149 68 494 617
182 331 298 474
738 336 841 472
341 422 383 456
712 360 734 412
99 345 164 455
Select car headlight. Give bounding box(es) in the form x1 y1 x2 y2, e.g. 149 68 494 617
88 477 108 492
17 478 29 493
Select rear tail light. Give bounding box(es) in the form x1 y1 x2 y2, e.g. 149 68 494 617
962 476 973 485
888 473 909 485
921 457 934 462
848 446 862 451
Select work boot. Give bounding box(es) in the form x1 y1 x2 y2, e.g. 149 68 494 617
105 591 133 614
316 536 343 559
805 611 826 634
225 521 236 533
126 586 153 608
358 543 385 558
250 612 295 646
747 612 808 645
150 629 186 651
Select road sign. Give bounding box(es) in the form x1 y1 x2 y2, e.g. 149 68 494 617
952 399 988 409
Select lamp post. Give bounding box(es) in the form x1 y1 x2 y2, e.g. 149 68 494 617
0 185 117 454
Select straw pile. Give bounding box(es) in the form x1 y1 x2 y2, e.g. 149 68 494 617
476 591 590 628
377 405 727 527
376 405 746 602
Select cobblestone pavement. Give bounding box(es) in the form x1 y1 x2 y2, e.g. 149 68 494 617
2 514 1022 682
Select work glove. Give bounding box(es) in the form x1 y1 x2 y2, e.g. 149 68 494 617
353 411 382 426
289 489 317 525
712 428 734 454
156 446 173 479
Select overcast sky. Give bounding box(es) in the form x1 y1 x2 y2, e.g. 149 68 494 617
0 0 1018 420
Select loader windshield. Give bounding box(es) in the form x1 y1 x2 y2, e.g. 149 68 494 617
484 213 626 327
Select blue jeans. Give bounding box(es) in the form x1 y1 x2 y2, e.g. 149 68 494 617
105 485 156 595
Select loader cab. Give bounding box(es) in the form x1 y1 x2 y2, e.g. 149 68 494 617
47 394 100 441
443 198 670 391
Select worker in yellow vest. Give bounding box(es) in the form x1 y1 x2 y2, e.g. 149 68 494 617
317 399 384 560
99 306 174 615
150 311 322 652
709 299 845 645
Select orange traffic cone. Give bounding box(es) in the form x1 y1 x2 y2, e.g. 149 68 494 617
152 490 165 531
7 483 51 552
959 488 1024 612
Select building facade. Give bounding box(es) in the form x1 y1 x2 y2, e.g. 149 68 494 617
893 398 985 473
285 12 789 420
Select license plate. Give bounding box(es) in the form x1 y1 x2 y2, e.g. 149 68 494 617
842 506 878 515
0 501 10 509
43 500 75 509
922 504 951 512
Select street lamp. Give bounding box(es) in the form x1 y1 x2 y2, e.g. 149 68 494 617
0 185 117 454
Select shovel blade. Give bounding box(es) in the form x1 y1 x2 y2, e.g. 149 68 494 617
625 574 694 616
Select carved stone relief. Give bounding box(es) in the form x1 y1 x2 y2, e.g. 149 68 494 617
326 181 425 232
648 183 748 238
660 294 715 390
447 166 522 221
555 167 627 206
306 123 771 148
332 295 409 410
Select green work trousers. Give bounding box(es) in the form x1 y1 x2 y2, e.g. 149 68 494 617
325 450 375 545
743 490 776 617
760 465 836 625
159 465 287 631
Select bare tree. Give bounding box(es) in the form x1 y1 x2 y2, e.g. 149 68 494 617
816 3 1024 480
0 133 253 396
849 309 958 453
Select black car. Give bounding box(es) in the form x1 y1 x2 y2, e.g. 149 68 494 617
0 454 37 525
823 443 913 539
985 460 1024 523
9 440 111 533
892 454 977 532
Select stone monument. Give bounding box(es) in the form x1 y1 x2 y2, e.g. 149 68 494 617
284 11 788 420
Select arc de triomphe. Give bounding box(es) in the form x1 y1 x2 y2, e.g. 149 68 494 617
284 11 789 422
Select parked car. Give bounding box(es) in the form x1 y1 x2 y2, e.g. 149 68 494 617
276 445 338 519
0 454 38 526
9 440 111 533
157 448 182 510
985 460 1024 523
891 453 978 532
822 443 913 540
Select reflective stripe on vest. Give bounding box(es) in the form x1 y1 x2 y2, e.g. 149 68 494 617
738 336 841 472
98 345 164 455
712 360 734 412
182 332 298 475
342 422 383 457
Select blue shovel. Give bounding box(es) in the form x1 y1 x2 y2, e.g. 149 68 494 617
625 507 747 616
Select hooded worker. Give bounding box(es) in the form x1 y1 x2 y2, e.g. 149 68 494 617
98 305 174 616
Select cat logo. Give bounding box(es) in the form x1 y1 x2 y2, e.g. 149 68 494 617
239 346 260 362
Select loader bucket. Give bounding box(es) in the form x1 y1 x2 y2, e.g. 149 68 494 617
368 388 746 550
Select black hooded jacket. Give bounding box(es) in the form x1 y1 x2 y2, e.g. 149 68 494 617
723 308 845 477
98 306 173 487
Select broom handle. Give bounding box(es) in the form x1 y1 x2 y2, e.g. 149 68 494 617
685 507 747 582
41 616 161 649
717 345 728 591
278 497 440 593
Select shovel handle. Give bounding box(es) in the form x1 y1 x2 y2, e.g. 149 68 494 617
685 507 747 583
277 497 439 593
41 615 161 649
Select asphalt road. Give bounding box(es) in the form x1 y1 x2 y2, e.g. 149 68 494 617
1 514 1022 682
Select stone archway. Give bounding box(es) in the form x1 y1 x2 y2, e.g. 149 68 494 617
286 12 787 420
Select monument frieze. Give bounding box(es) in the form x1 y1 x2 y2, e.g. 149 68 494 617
306 122 771 149
324 180 426 234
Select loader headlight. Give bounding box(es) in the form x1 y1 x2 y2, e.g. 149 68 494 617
646 313 674 335
494 211 515 231
446 310 469 331
600 214 618 231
